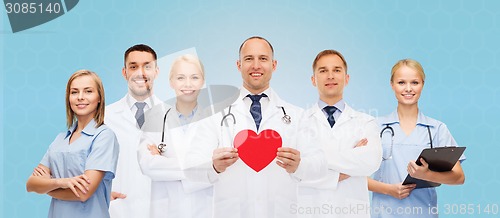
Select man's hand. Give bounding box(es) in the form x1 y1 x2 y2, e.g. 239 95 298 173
355 138 368 148
339 138 369 182
338 173 350 182
212 147 239 173
276 147 301 173
111 191 127 201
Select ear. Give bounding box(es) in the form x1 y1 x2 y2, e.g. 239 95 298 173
272 59 277 71
122 67 127 80
345 73 350 86
236 60 242 72
311 74 317 87
169 77 174 89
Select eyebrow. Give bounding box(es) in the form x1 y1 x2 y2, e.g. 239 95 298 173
127 61 152 66
70 87 94 90
317 66 343 70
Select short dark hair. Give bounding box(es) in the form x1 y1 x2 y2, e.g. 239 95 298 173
312 49 348 73
124 44 157 66
238 36 274 58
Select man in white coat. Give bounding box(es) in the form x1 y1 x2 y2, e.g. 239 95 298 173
297 50 382 218
106 44 162 218
184 36 326 218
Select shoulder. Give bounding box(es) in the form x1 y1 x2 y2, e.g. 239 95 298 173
105 96 127 113
147 102 171 117
282 101 303 114
345 105 375 122
302 104 320 118
419 112 447 129
52 131 68 143
94 124 117 139
271 90 304 114
376 114 391 126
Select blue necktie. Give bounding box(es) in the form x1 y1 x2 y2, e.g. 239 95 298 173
247 94 267 130
135 102 146 128
324 106 337 128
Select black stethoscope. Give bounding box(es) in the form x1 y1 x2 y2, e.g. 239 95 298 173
157 108 172 154
219 105 291 147
380 124 433 160
220 105 291 126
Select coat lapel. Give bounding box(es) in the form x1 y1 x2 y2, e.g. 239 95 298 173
311 104 332 129
334 104 355 128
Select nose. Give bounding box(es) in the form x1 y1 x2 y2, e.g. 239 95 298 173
251 59 261 69
185 78 192 87
405 83 412 92
78 91 84 100
327 71 334 79
139 66 147 77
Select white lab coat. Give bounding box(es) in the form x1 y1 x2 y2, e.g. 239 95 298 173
185 88 326 218
138 103 213 218
298 104 382 218
106 94 162 218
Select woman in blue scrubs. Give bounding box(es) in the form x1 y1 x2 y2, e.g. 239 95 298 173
368 59 465 218
26 70 119 218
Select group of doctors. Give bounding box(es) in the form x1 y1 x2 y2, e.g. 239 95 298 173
27 37 465 218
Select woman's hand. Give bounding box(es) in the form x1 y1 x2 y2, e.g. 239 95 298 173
147 144 161 155
407 158 430 180
55 174 91 197
32 166 51 179
388 183 417 200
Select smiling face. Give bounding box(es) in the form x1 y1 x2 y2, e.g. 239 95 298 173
311 54 349 105
237 38 277 94
122 51 158 101
391 65 424 106
170 61 204 104
69 75 100 121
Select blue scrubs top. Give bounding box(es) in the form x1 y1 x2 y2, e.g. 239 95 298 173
40 120 119 218
371 111 465 218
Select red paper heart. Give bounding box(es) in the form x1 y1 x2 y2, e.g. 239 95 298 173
233 129 282 172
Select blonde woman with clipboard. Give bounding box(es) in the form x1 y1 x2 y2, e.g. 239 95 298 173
368 59 466 218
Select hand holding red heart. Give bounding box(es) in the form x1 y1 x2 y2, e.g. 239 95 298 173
212 147 239 173
276 147 301 173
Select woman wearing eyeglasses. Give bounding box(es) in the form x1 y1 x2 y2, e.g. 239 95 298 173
368 59 465 218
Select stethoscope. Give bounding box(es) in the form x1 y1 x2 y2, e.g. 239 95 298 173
380 124 433 160
219 105 291 147
220 105 291 126
157 108 172 154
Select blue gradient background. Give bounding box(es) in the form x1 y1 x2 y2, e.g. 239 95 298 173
2 0 500 217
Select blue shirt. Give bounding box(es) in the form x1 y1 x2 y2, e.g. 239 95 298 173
40 119 119 218
371 111 466 218
318 99 345 121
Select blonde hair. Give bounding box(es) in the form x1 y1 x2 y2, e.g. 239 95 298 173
169 54 205 80
65 70 106 128
390 59 426 82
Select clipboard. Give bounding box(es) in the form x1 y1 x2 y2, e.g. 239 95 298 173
402 146 466 189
